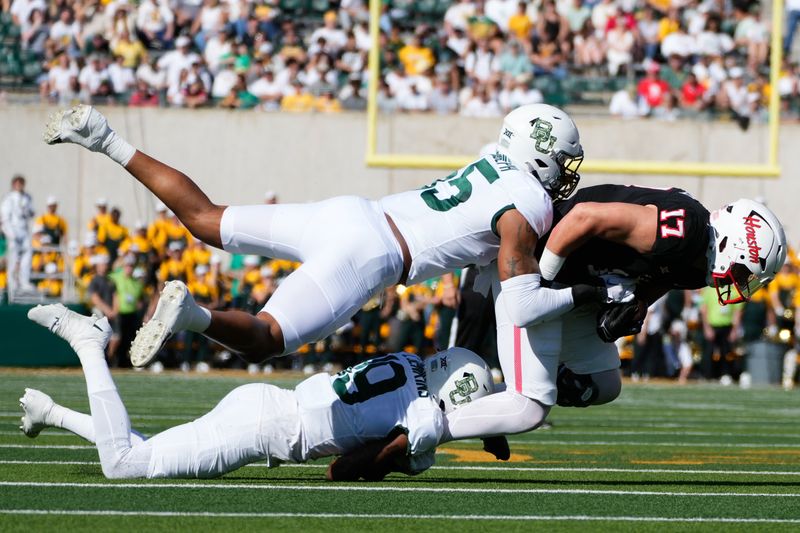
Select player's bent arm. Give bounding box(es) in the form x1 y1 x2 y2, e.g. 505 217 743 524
496 210 606 328
539 202 657 280
326 430 410 482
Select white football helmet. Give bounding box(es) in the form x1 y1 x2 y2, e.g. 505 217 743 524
424 347 494 413
708 199 787 305
496 103 584 200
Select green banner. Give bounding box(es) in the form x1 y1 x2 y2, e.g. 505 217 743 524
0 304 87 366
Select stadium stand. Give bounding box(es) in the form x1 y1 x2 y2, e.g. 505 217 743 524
0 0 792 119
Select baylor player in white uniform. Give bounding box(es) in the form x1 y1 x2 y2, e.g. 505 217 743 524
43 103 597 369
21 305 493 480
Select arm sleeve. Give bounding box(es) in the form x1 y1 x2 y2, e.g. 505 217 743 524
499 273 575 328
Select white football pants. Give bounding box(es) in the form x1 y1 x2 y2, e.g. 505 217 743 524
219 196 404 354
72 341 302 478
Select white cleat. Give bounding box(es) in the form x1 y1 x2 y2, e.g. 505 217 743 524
28 304 112 351
42 104 111 152
19 388 56 438
130 280 200 368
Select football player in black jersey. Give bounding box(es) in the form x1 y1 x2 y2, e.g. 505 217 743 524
440 186 786 458
537 185 787 409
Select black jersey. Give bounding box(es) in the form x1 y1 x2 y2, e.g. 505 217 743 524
539 184 711 290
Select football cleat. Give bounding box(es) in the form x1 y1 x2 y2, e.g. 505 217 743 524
130 281 200 368
28 304 112 351
19 388 56 438
43 104 111 151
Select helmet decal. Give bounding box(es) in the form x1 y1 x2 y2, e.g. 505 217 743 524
449 372 479 406
529 118 557 153
742 212 762 266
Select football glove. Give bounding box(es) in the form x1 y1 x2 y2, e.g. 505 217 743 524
596 301 644 343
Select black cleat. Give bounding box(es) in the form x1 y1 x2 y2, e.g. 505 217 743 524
482 436 510 461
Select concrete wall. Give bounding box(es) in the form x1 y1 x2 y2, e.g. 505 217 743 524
1 105 798 241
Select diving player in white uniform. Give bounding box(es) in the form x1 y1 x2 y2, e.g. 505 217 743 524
42 103 612 373
21 304 494 480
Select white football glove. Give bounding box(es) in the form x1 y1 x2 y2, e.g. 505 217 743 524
600 274 637 304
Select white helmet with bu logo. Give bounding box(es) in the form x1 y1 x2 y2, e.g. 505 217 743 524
497 104 584 200
424 347 494 413
708 199 787 305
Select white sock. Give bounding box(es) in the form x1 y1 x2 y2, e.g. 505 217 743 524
188 305 212 333
101 128 136 167
51 404 95 442
51 403 145 445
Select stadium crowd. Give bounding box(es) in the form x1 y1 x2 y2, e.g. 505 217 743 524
2 173 800 388
1 0 798 120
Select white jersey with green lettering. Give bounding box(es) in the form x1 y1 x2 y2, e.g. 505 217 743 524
293 352 443 474
379 151 553 285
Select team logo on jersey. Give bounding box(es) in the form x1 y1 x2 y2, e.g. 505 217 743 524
528 119 557 153
449 372 479 406
743 215 762 264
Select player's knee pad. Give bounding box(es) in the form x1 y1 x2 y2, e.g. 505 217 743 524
556 365 600 408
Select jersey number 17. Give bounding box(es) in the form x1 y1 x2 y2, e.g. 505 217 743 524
660 209 685 238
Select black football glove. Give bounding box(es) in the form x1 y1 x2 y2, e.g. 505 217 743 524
596 301 644 343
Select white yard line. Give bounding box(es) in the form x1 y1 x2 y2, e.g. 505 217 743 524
7 440 800 450
0 509 799 524
4 460 800 477
0 481 798 498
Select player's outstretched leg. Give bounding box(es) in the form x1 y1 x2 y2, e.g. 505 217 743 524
28 304 151 478
43 105 225 248
130 280 283 367
20 387 146 444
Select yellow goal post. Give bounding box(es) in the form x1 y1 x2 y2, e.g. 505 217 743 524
364 0 783 177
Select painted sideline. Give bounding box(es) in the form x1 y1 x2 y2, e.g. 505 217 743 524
0 481 798 498
0 509 799 523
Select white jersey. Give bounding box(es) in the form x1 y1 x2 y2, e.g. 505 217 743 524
380 152 553 285
294 352 443 473
1 190 34 238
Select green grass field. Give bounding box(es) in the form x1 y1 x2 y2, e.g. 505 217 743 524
1 369 800 532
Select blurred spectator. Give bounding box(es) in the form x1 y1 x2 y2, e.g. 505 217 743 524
33 195 66 246
108 54 136 95
399 33 434 76
88 253 115 321
78 54 110 102
340 73 367 111
699 286 743 384
508 2 533 40
786 0 800 53
310 11 347 54
220 73 258 109
109 254 145 367
136 0 175 50
129 79 160 106
113 30 146 69
1 174 34 293
314 88 342 113
428 77 458 114
248 67 282 110
21 7 48 57
96 206 128 265
281 79 314 112
638 62 670 113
